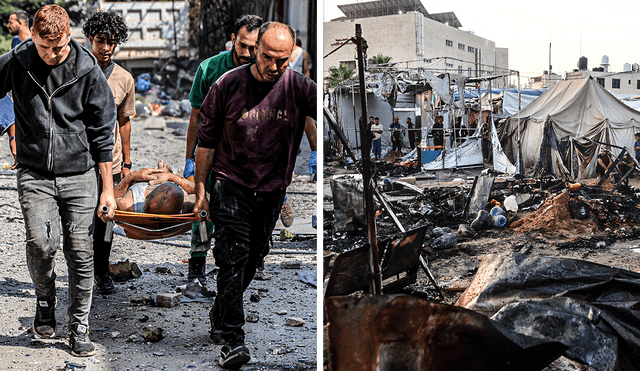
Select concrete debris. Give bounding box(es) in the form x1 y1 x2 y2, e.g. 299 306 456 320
127 334 141 343
249 292 260 302
130 295 155 307
325 159 640 370
297 270 317 288
285 317 305 327
246 312 260 323
156 293 182 308
281 260 302 269
154 266 172 274
253 272 272 280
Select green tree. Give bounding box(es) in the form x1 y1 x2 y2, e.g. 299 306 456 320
326 63 355 89
369 54 393 73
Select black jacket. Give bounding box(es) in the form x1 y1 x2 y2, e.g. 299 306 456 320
0 38 115 175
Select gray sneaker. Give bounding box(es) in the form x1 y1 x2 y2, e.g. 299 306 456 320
69 323 95 357
33 297 56 338
219 341 251 370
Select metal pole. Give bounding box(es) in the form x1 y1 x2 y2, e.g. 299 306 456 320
172 0 178 59
517 72 523 174
356 24 381 294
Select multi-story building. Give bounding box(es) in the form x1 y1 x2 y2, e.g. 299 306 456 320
529 71 563 89
95 0 189 74
567 62 640 96
324 0 509 87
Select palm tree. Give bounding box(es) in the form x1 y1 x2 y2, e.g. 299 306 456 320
369 54 393 73
326 63 355 89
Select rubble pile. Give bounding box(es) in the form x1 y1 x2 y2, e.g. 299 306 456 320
512 190 599 239
134 58 199 119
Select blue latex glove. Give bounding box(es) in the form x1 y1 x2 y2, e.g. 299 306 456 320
184 158 195 179
309 151 317 182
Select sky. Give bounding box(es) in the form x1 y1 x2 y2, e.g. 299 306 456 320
323 0 640 80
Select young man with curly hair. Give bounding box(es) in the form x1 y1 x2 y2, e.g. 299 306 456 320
0 4 116 357
82 10 136 296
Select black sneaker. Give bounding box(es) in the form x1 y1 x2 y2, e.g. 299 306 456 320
33 297 56 338
94 274 115 295
219 341 251 370
210 329 224 345
69 323 95 357
187 256 207 283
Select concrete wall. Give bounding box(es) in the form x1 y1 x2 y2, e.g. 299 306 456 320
567 70 640 95
98 0 190 72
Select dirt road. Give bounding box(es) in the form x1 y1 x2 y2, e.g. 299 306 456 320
0 115 319 370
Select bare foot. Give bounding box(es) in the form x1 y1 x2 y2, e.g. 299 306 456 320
157 160 173 173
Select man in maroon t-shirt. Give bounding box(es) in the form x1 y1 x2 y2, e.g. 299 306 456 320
193 22 316 369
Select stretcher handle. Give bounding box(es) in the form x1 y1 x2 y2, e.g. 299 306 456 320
199 210 209 242
102 205 114 243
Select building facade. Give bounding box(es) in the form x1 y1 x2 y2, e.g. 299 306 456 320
567 69 640 96
97 0 189 73
324 1 509 87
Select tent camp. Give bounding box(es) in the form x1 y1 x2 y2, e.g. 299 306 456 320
500 77 640 179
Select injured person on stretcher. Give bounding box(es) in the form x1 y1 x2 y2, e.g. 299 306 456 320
114 161 197 214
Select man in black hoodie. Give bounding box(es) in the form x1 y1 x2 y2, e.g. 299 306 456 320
0 5 116 357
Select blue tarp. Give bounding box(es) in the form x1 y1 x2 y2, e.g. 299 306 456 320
454 88 546 101
0 95 15 136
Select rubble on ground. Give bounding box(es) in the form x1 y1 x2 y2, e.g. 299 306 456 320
324 159 640 370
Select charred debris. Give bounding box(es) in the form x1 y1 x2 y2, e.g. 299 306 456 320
323 144 640 371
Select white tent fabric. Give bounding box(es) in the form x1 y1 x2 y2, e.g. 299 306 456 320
502 90 544 116
503 77 640 179
491 121 517 175
422 136 483 170
421 121 516 174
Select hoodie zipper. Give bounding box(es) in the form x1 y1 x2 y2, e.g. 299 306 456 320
27 71 78 173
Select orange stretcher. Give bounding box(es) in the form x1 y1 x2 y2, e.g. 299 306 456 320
111 210 197 240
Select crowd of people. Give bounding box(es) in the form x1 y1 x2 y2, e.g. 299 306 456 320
0 5 316 369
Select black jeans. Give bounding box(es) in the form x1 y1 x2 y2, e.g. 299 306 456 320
93 173 121 276
209 179 283 342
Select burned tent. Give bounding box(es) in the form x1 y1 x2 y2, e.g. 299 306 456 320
501 77 640 179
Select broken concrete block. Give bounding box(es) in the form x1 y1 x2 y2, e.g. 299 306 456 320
156 293 182 308
110 331 120 339
154 265 174 274
285 317 305 327
246 313 259 323
281 260 302 269
130 295 154 306
254 272 272 280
